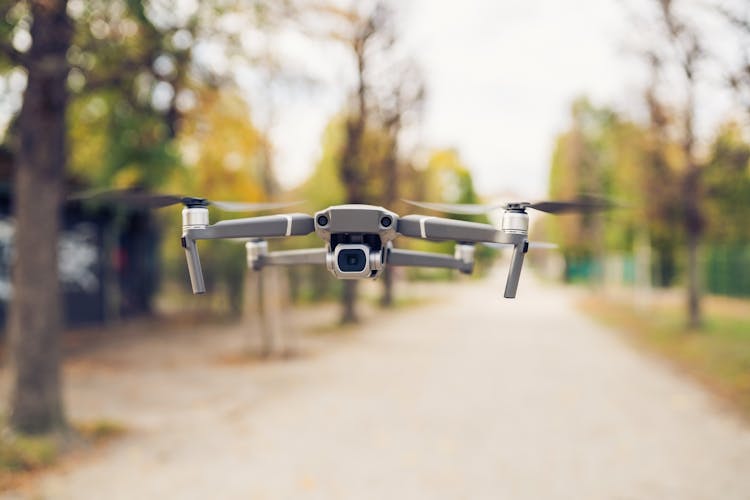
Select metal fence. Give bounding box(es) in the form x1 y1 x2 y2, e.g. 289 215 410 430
705 245 750 298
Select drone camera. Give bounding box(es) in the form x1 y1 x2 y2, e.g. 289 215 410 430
328 243 383 279
338 246 368 272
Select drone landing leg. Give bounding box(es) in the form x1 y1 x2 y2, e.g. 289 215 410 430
504 241 528 299
182 236 206 294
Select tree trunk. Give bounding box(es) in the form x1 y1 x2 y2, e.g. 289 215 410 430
686 230 701 328
380 135 398 308
8 0 71 435
682 81 703 329
684 167 703 329
341 280 358 324
339 115 364 324
338 47 367 325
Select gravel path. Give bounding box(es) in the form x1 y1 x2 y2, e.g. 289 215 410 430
12 273 750 499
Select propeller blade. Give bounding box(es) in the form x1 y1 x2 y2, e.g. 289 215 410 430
69 188 301 212
209 200 303 212
404 195 615 215
402 199 504 215
70 188 184 208
527 196 613 214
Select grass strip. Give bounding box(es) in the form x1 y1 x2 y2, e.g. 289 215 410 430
580 296 750 420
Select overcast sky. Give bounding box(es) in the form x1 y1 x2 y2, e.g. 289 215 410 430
239 0 741 201
397 0 642 199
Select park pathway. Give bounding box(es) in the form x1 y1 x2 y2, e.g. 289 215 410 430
17 273 750 499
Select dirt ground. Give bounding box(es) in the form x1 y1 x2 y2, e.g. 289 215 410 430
2 272 750 499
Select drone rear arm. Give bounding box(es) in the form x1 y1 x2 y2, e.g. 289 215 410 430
387 248 473 274
248 247 327 271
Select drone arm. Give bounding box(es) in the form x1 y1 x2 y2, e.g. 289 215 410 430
397 215 498 243
397 215 523 245
182 214 315 293
504 241 528 298
387 249 473 274
251 248 327 270
189 213 315 240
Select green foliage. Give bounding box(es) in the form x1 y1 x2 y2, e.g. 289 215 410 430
704 123 750 243
172 88 268 200
407 148 494 276
301 117 347 210
160 87 273 312
548 98 651 260
422 149 484 213
549 97 750 294
68 91 180 189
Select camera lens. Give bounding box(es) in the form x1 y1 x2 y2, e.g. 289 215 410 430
337 248 367 272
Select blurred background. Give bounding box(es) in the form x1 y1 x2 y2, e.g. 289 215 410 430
0 0 749 498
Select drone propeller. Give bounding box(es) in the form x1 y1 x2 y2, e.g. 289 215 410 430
403 195 614 215
69 187 301 212
401 200 505 215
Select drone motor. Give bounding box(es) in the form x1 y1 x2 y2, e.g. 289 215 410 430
501 208 529 235
182 206 209 229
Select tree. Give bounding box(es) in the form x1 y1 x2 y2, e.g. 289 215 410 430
651 0 706 328
373 61 424 307
547 98 681 286
547 99 643 280
309 1 395 323
548 99 611 276
304 1 427 316
0 0 292 434
339 4 388 322
642 54 683 287
2 0 72 434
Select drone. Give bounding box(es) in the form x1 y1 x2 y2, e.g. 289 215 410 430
77 189 612 298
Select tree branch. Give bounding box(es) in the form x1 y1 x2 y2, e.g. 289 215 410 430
717 6 750 33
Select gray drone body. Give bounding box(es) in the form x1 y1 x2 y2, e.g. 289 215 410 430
75 188 609 299
180 203 532 299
